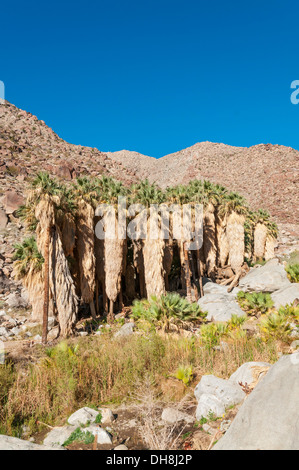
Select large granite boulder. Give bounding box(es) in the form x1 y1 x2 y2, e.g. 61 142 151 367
271 284 299 309
0 434 64 450
0 190 24 215
198 292 244 322
214 354 299 450
239 259 291 293
229 362 271 387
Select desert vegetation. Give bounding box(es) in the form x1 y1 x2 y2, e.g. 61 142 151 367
14 172 278 341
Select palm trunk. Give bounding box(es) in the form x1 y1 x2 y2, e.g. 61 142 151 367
183 242 192 301
42 225 51 344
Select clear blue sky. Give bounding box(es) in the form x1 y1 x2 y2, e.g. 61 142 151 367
1 0 299 158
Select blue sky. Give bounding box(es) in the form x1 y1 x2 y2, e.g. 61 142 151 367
1 0 299 158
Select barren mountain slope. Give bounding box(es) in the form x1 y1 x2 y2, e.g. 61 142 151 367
0 101 139 187
105 150 156 180
109 141 299 224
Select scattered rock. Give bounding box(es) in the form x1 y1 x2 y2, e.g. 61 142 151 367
197 292 244 322
0 209 8 230
98 408 115 425
0 190 24 215
195 375 246 410
114 444 128 450
0 434 64 450
195 394 225 420
271 284 299 309
161 408 194 425
114 322 135 338
85 425 113 444
67 407 100 427
229 362 271 388
43 426 77 447
239 259 291 293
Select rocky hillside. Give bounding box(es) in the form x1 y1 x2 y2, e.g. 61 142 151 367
108 142 299 225
1 101 298 224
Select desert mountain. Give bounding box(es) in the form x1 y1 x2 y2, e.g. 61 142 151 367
108 142 299 224
0 101 298 225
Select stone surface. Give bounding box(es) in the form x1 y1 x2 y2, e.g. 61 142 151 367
214 354 299 450
0 209 8 230
195 375 246 409
85 425 113 444
43 425 77 447
271 284 299 309
114 444 128 450
67 407 100 427
0 190 24 215
161 408 195 425
0 434 64 450
238 259 291 293
98 408 115 425
229 362 271 387
114 322 135 338
195 394 225 420
197 291 244 322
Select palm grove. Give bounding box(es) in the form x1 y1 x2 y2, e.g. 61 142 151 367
13 172 278 342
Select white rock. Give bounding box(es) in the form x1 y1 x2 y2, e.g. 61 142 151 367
239 259 291 293
195 394 225 420
114 322 135 338
229 362 271 387
114 444 128 450
197 293 244 322
85 425 112 445
43 426 77 447
271 284 299 309
0 434 64 450
67 407 100 427
98 408 115 425
194 375 246 409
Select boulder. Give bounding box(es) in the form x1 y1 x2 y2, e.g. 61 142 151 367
98 408 115 425
0 209 8 230
0 190 24 215
161 408 195 425
203 280 239 297
67 407 100 427
197 293 244 322
239 259 291 293
114 322 135 338
0 434 64 450
213 354 299 450
229 362 271 387
271 284 299 309
195 394 225 420
84 424 112 444
195 375 246 409
114 445 128 450
43 425 77 447
5 293 28 309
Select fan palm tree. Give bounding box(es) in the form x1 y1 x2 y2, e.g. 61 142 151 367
25 172 78 340
218 192 247 272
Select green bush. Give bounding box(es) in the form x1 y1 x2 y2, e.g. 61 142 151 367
259 312 293 342
132 293 206 332
237 291 273 315
285 264 299 283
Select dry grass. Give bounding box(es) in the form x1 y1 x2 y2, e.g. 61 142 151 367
0 331 279 437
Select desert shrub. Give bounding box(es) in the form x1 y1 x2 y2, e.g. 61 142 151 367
63 427 95 447
237 291 273 315
285 264 299 283
174 365 193 386
0 333 279 436
259 312 293 342
132 293 206 332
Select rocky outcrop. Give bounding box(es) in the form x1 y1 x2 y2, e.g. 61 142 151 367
271 284 299 309
238 259 291 293
213 354 299 450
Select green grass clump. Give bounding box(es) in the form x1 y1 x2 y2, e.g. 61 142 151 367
237 291 274 315
285 264 299 283
132 293 206 332
63 427 95 447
